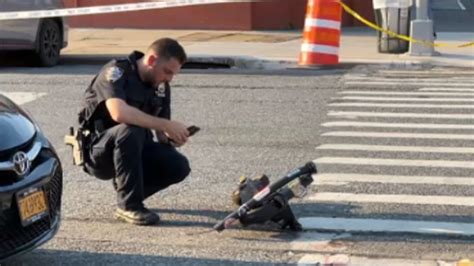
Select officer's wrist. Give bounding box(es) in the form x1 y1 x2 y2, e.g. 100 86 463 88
156 118 171 132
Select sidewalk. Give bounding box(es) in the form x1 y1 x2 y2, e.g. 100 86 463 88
62 27 474 69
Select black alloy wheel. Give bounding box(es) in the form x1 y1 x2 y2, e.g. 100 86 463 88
36 20 62 67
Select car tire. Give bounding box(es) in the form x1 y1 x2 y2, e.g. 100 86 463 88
35 20 62 67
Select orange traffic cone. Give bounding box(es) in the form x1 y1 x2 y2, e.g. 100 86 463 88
299 0 343 66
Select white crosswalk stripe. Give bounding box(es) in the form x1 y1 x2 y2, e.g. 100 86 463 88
307 193 474 206
0 91 46 105
344 76 474 83
420 88 474 92
329 102 474 109
314 157 474 169
328 111 474 120
313 173 474 186
299 217 474 236
339 90 474 97
297 69 474 240
345 81 474 87
316 144 474 154
322 131 474 140
340 96 474 102
322 121 474 130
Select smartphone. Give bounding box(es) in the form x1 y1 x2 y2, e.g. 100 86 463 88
187 125 200 136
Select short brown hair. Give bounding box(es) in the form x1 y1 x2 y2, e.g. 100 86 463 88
148 38 187 65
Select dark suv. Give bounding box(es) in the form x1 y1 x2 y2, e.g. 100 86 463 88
0 94 63 261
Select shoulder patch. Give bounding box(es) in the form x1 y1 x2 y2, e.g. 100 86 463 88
105 66 124 83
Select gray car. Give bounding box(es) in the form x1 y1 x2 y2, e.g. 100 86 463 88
0 0 68 67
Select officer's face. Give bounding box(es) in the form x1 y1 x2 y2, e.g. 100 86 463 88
150 56 181 86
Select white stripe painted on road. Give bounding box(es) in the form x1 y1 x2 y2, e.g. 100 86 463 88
329 102 474 109
321 131 474 140
313 173 474 186
298 254 450 266
0 91 46 105
341 96 474 102
299 217 474 236
345 81 473 87
419 88 474 92
315 144 474 154
339 90 474 97
343 75 474 82
306 193 474 206
328 111 474 120
377 70 474 75
291 232 349 253
322 121 474 130
313 157 474 169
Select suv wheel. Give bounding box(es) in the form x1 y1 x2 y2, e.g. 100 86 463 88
35 20 62 67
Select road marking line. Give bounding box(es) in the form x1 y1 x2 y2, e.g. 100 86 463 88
329 102 474 109
345 81 474 87
299 217 474 236
328 111 474 120
322 121 474 130
313 157 474 169
321 131 474 140
298 254 350 266
313 173 474 186
298 254 460 266
0 91 46 105
341 96 474 102
306 193 474 206
291 232 350 253
377 70 474 75
419 88 474 92
339 90 474 97
343 76 474 82
316 144 474 154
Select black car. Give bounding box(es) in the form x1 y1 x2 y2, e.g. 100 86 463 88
0 94 63 261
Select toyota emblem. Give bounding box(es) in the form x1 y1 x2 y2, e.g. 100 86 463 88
12 151 30 177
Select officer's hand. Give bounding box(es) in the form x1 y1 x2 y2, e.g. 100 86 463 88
164 120 189 146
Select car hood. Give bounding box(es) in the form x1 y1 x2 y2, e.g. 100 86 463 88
0 95 36 151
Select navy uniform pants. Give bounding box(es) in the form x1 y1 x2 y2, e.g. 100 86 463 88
86 124 190 210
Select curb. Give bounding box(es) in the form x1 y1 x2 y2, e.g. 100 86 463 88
60 54 296 70
60 54 474 70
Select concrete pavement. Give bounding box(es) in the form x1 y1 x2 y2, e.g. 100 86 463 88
62 27 474 69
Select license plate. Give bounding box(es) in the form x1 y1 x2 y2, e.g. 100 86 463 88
16 187 49 227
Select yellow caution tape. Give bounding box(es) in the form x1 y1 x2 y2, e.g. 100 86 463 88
338 1 474 48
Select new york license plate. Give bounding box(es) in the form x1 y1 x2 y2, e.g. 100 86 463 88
16 186 49 227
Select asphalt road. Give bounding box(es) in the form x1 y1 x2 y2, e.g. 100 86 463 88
0 63 473 265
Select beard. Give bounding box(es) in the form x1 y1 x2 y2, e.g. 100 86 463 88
144 69 160 88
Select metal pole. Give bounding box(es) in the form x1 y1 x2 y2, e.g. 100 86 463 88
416 0 429 20
409 0 436 56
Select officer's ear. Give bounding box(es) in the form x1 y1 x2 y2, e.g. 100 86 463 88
146 54 158 67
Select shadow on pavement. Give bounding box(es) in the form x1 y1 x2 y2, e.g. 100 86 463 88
4 249 289 266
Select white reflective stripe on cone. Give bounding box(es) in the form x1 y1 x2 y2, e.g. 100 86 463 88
304 18 341 30
300 43 339 55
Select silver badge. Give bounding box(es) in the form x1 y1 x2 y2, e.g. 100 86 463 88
12 151 30 177
156 86 166 97
105 66 124 83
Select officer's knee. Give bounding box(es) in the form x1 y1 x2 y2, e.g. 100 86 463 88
175 155 191 183
114 124 146 147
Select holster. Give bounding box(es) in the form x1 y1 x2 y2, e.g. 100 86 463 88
64 126 90 166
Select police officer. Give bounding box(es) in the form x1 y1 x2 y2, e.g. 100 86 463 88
79 38 191 225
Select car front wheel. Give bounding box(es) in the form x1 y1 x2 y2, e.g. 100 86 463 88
35 20 62 67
